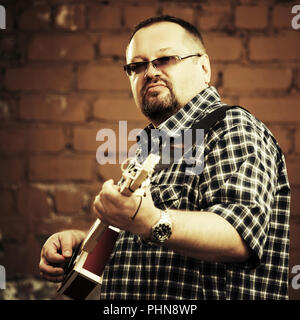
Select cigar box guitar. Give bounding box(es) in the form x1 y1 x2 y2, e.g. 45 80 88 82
57 153 160 300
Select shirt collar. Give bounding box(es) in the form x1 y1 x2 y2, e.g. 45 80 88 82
145 86 223 136
136 86 223 159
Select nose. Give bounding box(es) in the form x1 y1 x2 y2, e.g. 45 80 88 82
144 61 162 79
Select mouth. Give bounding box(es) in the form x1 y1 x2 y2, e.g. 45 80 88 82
145 83 167 93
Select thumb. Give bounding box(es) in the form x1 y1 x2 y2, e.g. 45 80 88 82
58 233 74 259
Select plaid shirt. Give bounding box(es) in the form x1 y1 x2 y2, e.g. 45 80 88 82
100 86 290 300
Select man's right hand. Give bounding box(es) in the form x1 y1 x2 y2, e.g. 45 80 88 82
39 230 86 283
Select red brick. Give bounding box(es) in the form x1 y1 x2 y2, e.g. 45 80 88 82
55 189 83 213
19 5 51 30
0 127 25 153
0 216 28 242
198 5 231 31
124 6 157 29
220 95 239 107
273 5 293 28
286 157 300 185
54 4 86 31
16 185 49 220
74 122 144 155
100 33 130 57
291 187 300 217
2 236 41 276
250 33 300 61
290 222 300 253
19 94 88 122
88 5 121 30
235 5 268 29
0 158 24 183
73 127 99 152
97 162 122 183
26 127 65 152
161 6 194 24
209 63 221 87
0 127 65 153
44 0 75 3
77 64 130 91
93 97 146 121
29 156 94 181
239 96 300 123
38 215 94 237
28 34 94 61
0 190 14 216
205 34 243 61
0 36 17 61
5 65 73 91
295 129 300 154
0 100 11 120
223 66 292 92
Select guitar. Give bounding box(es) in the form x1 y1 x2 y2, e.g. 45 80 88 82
57 153 160 300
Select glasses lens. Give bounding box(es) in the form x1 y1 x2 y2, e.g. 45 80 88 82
126 62 148 76
124 56 179 76
124 65 132 76
133 62 148 74
153 56 177 68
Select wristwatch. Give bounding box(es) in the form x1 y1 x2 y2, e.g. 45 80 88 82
151 210 172 243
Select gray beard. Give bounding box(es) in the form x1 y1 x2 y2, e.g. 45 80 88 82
141 86 181 125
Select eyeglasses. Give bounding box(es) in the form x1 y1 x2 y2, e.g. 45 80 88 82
123 54 202 76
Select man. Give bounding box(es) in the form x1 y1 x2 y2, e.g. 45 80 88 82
39 16 290 300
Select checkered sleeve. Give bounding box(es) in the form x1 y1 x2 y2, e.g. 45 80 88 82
199 109 279 267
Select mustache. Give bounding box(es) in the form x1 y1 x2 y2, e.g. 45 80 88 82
141 78 172 96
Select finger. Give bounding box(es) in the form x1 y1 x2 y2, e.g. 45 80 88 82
102 179 119 197
102 179 114 189
93 195 105 214
101 181 125 207
105 179 120 192
93 203 102 219
105 178 114 185
39 256 65 276
43 241 66 265
39 263 64 276
40 271 65 283
58 233 74 259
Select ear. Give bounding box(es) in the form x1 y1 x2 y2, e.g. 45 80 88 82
201 54 211 85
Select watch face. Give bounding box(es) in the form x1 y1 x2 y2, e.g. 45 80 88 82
153 224 172 242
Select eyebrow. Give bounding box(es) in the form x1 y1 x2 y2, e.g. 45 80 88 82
131 47 175 62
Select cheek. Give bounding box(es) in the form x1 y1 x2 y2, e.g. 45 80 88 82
130 77 142 106
168 73 190 103
170 68 203 104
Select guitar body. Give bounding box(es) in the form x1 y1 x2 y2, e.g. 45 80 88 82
57 154 160 300
57 222 119 300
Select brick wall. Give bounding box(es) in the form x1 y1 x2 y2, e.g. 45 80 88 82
0 0 299 300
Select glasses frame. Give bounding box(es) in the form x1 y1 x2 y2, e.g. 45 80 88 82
123 54 202 76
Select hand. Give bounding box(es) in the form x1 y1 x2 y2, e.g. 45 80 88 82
39 229 86 282
93 179 160 238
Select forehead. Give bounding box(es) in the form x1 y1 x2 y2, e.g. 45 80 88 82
126 22 189 61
